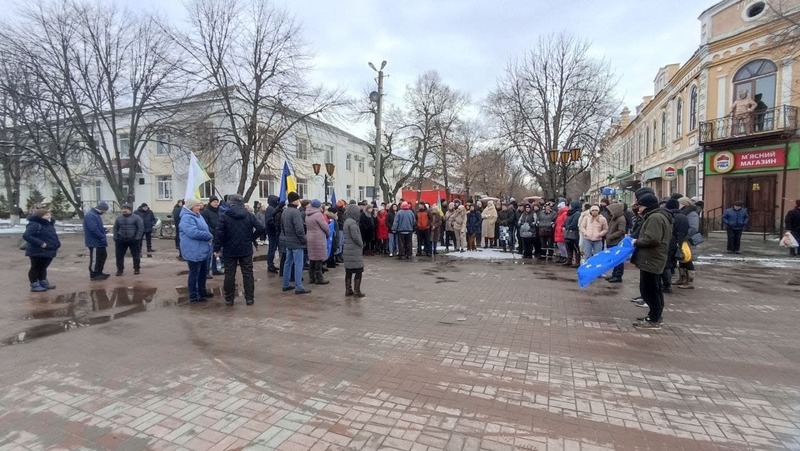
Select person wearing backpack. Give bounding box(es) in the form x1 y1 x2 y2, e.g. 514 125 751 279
518 204 536 258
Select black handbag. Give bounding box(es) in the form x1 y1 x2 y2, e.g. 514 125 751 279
688 232 704 246
564 229 579 240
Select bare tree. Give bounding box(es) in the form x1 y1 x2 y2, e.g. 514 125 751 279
393 70 465 205
1 0 187 206
487 32 618 199
171 0 347 201
448 119 485 200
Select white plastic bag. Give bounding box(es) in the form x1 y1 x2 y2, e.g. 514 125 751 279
779 232 799 248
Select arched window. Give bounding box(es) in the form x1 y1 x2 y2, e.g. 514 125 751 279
689 86 698 130
676 98 683 138
652 120 657 152
733 59 777 110
660 112 667 147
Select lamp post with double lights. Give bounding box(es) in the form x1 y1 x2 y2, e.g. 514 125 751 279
312 162 336 204
548 148 582 198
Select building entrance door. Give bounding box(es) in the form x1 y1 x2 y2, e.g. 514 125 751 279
722 175 776 232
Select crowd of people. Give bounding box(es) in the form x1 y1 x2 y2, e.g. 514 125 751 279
19 188 800 330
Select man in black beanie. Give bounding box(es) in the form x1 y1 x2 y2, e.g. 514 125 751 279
631 193 673 330
214 194 264 305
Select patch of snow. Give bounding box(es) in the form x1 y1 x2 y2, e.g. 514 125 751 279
444 249 519 260
696 254 800 268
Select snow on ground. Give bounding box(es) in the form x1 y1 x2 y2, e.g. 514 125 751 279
0 219 82 234
444 249 520 260
696 254 800 268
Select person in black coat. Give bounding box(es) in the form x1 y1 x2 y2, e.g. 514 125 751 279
359 206 376 255
23 205 61 292
785 199 800 256
264 195 280 272
113 204 144 276
172 199 185 259
213 194 264 305
134 203 157 253
201 196 223 275
662 198 689 293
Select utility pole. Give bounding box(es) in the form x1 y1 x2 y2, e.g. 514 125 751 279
369 61 386 203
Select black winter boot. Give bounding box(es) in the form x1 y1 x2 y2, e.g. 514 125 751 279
353 271 365 298
308 261 317 284
345 272 354 296
315 261 329 284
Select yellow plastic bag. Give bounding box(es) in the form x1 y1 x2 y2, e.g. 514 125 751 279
680 241 692 263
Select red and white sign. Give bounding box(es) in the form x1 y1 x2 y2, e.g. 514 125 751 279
734 148 785 169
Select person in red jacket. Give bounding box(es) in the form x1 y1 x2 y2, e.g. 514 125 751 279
376 207 389 254
553 202 570 263
416 203 431 256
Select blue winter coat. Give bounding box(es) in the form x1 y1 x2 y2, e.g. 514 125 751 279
723 207 749 230
179 208 213 262
24 216 61 259
83 208 107 248
391 209 416 233
467 210 482 234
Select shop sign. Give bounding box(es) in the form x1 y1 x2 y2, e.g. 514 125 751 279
709 148 785 174
662 165 677 181
711 151 734 173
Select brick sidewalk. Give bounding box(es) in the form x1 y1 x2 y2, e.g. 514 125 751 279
0 233 799 450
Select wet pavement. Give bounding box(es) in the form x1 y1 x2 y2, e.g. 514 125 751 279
0 233 799 450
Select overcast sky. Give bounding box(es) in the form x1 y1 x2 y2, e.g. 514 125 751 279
3 0 716 138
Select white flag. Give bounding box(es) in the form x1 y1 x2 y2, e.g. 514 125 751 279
184 152 211 202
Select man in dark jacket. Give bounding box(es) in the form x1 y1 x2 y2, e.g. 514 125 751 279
172 199 184 259
722 201 749 254
281 192 311 294
84 201 110 280
113 204 144 276
134 203 157 253
785 199 800 256
605 202 628 283
498 203 515 252
662 198 689 293
264 195 280 272
214 194 264 305
201 196 223 275
631 193 673 330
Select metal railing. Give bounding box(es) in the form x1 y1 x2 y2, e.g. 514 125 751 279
701 207 776 241
699 105 798 145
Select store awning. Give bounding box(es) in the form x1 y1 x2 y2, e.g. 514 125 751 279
615 170 633 180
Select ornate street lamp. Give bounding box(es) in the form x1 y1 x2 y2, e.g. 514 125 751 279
548 148 582 198
312 162 336 203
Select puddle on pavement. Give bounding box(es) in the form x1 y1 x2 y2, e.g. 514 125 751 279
5 287 174 346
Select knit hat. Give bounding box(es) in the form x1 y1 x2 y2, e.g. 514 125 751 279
637 193 659 209
31 204 49 218
634 187 655 201
671 192 683 200
590 205 600 212
121 203 133 212
208 195 219 203
227 194 244 206
310 199 322 209
677 197 694 208
139 203 149 208
557 201 566 209
665 198 680 210
96 200 109 211
185 198 204 209
287 192 300 203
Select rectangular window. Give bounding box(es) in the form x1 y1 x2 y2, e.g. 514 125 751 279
157 175 173 200
156 135 169 155
258 176 278 198
118 135 130 151
95 180 102 201
200 173 215 199
366 186 375 198
358 185 365 200
295 178 307 199
74 182 82 201
346 184 352 199
296 138 308 160
324 145 334 164
685 166 697 199
358 157 365 173
346 153 352 171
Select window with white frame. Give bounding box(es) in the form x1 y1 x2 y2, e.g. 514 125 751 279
94 180 102 201
295 178 307 199
74 182 82 201
156 134 170 155
118 135 130 152
358 185 365 200
346 184 352 199
157 175 172 200
346 153 352 171
324 145 334 164
358 157 365 173
258 176 278 198
199 174 215 199
685 166 697 199
296 138 308 160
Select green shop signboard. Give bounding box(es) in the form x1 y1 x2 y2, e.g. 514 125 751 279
705 142 800 175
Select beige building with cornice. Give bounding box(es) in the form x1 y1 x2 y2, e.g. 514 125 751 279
591 0 800 233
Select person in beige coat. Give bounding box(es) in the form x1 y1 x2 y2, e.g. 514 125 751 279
481 200 498 248
580 205 608 260
452 205 467 252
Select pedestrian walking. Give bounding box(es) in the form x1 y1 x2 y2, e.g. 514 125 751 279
343 204 366 297
722 201 748 254
84 201 110 280
631 193 673 330
180 199 214 303
214 194 264 305
282 192 312 294
113 204 144 276
23 205 60 292
134 203 157 254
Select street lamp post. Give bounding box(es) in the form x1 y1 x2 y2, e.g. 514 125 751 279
312 162 336 204
369 60 386 203
548 148 582 198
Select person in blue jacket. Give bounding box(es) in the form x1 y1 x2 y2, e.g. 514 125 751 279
84 201 110 280
180 199 215 303
722 200 749 254
23 205 61 292
466 204 483 251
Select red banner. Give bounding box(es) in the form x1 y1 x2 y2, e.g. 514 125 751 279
734 148 785 170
